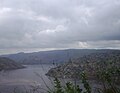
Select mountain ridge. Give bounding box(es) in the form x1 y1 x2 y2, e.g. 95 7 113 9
1 49 120 65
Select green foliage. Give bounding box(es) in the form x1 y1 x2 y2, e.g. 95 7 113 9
65 82 76 93
96 61 120 93
48 61 120 93
81 72 91 93
11 60 120 93
64 82 82 93
49 71 91 93
53 78 64 93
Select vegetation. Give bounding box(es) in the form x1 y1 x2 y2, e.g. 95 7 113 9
96 61 120 93
0 57 25 71
46 51 120 79
0 50 120 93
2 49 118 65
48 67 120 93
26 60 119 93
2 63 119 93
46 51 120 93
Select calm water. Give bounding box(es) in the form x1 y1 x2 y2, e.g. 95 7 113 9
0 64 101 93
0 64 55 93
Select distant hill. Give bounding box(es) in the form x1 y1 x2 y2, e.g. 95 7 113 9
46 50 120 79
0 57 25 71
1 49 120 65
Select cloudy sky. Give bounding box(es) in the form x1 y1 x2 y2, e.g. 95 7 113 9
0 0 120 54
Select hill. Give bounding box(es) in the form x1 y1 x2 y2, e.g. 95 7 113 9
46 50 120 80
0 57 25 71
1 49 118 65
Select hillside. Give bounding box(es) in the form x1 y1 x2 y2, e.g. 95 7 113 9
46 50 120 80
0 57 25 71
1 49 118 65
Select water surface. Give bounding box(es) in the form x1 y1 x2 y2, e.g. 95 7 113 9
0 64 54 93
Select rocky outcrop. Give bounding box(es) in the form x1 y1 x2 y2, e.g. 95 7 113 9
0 57 25 71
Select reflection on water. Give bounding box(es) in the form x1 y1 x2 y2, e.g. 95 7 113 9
0 64 54 93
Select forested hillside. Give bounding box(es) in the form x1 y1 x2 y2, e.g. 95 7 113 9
1 49 118 65
46 50 120 80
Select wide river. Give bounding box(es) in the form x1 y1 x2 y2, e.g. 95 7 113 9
0 64 56 93
0 64 101 93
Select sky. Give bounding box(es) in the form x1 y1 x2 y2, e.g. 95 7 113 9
0 0 120 54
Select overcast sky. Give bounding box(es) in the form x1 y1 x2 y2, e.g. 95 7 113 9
0 0 120 54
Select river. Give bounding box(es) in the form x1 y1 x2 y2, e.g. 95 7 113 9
0 64 102 93
0 64 55 93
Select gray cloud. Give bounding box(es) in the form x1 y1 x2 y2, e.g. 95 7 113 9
0 0 120 54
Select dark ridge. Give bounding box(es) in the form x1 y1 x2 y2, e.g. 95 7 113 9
0 57 25 71
1 49 120 65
